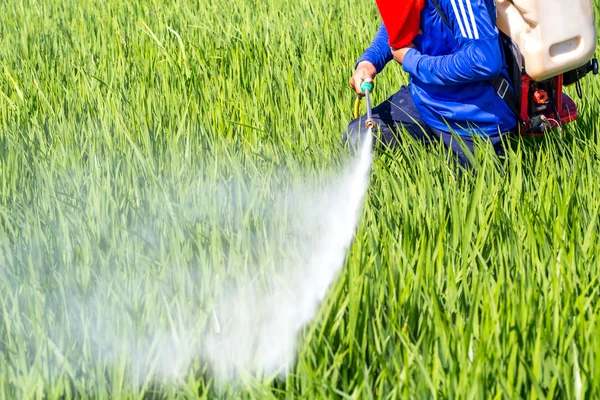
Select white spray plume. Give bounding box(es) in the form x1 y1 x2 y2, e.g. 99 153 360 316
203 132 373 382
0 132 373 389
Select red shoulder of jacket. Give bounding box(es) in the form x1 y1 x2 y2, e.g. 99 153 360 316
375 0 424 49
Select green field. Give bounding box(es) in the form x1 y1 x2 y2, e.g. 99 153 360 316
1 0 600 398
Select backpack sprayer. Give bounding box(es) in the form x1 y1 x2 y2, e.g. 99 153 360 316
495 0 599 135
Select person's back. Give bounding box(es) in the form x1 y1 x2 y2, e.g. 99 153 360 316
346 0 518 166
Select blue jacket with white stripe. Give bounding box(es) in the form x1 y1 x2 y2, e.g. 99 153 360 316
358 0 517 137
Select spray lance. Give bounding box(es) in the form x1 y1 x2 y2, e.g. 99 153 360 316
353 81 375 129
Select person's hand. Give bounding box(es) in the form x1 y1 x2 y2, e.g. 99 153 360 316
349 61 377 96
392 43 415 64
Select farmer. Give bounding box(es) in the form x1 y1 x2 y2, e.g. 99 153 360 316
345 0 518 167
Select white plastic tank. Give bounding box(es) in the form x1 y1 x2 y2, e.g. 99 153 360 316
496 0 597 81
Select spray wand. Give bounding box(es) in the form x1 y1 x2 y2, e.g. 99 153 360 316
353 81 375 129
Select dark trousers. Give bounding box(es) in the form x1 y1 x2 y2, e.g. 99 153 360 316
343 86 513 167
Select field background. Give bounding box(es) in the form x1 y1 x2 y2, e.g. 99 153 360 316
1 0 600 398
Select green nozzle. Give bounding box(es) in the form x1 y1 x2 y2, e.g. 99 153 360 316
361 81 374 94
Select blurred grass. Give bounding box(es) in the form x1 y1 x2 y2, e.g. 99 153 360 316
1 0 599 398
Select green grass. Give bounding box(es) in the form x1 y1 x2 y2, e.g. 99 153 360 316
1 0 600 398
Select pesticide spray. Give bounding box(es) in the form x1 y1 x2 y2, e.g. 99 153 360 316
0 86 376 389
203 137 373 383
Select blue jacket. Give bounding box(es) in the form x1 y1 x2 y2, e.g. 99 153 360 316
358 0 517 137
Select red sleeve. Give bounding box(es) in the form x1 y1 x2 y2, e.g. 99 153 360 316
375 0 424 49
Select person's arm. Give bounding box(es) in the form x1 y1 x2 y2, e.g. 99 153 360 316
402 0 503 85
356 24 394 73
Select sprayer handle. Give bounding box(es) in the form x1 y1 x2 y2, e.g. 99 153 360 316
360 81 374 94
